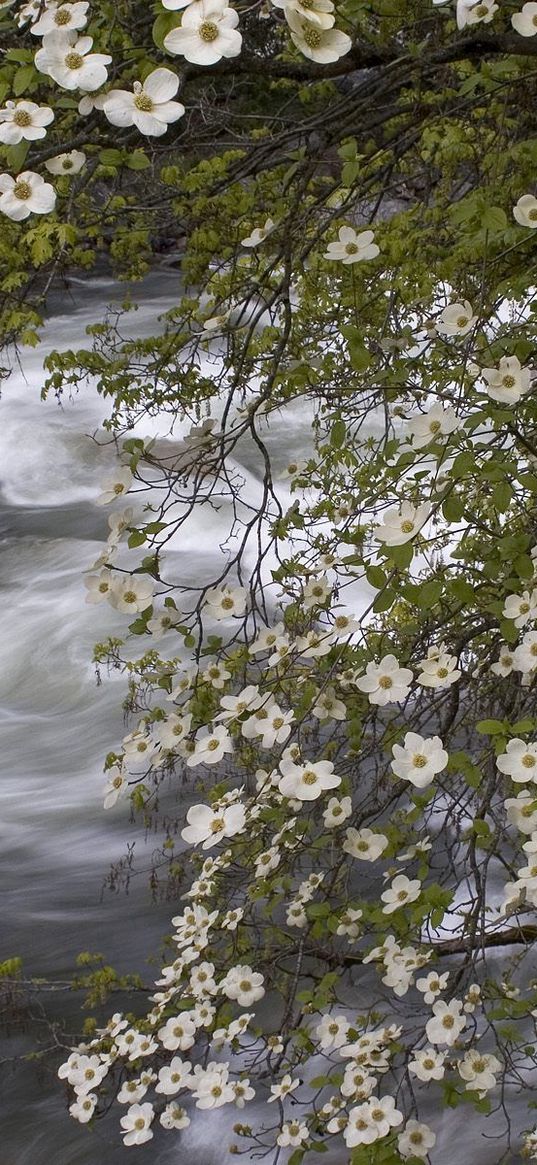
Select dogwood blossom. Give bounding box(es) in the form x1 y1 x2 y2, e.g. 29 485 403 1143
316 1014 351 1049
240 218 275 247
96 468 132 504
120 1102 154 1145
181 802 246 847
512 2 537 33
31 1 89 35
406 403 459 448
272 0 335 25
286 11 351 62
277 1121 309 1148
324 226 379 264
408 1047 446 1080
344 1096 403 1147
425 998 466 1045
160 1103 190 1129
69 1092 97 1123
398 1120 436 1159
0 170 56 220
391 732 448 788
34 32 112 90
267 1073 299 1102
505 791 537 834
497 738 537 783
163 3 242 65
503 590 537 627
480 355 531 404
110 575 154 614
457 0 498 28
158 1014 197 1051
204 584 246 619
313 688 347 720
458 1049 502 1094
45 149 86 174
220 964 265 1006
343 826 388 861
0 100 54 143
103 69 185 136
381 874 421 914
355 655 413 705
513 630 537 673
323 795 352 827
374 501 430 545
416 970 449 1003
278 756 341 800
417 644 461 688
513 193 537 226
436 299 477 336
186 725 233 767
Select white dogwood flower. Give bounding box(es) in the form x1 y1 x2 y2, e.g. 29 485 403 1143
157 1014 197 1051
186 725 233 767
512 2 537 34
323 795 352 827
316 1014 351 1049
120 1102 154 1146
0 170 56 220
96 467 132 504
285 11 351 62
272 0 335 26
436 299 477 336
241 217 275 247
181 802 246 848
160 1103 191 1129
164 2 242 65
457 0 498 28
408 1047 445 1081
417 644 461 688
343 826 388 861
103 69 185 136
204 584 246 619
278 757 341 800
514 193 537 226
416 970 449 1004
345 1096 403 1147
277 1121 309 1148
31 1 89 35
425 999 466 1045
324 225 379 264
391 732 448 788
497 738 537 783
69 1092 97 1123
381 874 421 914
458 1050 502 1095
406 403 459 448
0 100 54 143
220 964 265 1006
45 149 86 174
110 575 154 614
398 1120 436 1159
481 355 531 404
503 590 537 627
34 32 112 90
374 501 430 545
354 654 413 705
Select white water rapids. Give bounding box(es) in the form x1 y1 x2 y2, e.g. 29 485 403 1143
0 274 528 1162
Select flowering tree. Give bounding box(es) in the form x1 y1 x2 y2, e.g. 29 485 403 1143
4 0 537 1160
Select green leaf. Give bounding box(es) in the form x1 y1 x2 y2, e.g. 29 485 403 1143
330 420 346 448
481 205 507 232
366 565 387 589
476 719 505 735
152 10 179 49
388 542 414 570
493 481 512 512
99 148 123 166
13 64 36 96
126 151 151 171
373 587 395 612
128 530 147 548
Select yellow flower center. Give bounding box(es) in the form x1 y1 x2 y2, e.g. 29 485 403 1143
199 19 219 41
239 979 252 991
210 816 225 831
397 889 408 901
442 1015 455 1028
502 375 516 388
134 1118 146 1129
522 754 536 767
401 520 414 533
456 315 469 327
371 1108 384 1121
345 242 359 254
473 1058 486 1072
207 739 219 751
410 1132 424 1145
412 754 427 768
65 51 84 69
303 24 322 46
429 420 441 433
55 7 71 22
530 208 537 219
113 482 125 493
221 596 234 609
13 180 31 199
378 675 393 689
134 92 154 112
437 667 449 678
302 769 318 785
13 109 32 126
123 591 136 604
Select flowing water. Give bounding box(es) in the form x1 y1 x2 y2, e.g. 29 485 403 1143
0 275 527 1162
